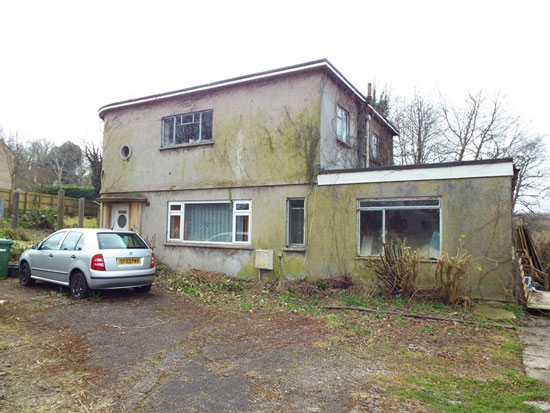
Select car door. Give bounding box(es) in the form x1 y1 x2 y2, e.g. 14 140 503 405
30 231 67 281
50 231 84 284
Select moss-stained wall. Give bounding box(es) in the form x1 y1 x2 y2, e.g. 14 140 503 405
101 71 323 194
0 141 13 190
135 174 512 302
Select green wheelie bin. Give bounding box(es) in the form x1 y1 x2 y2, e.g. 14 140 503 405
0 239 14 280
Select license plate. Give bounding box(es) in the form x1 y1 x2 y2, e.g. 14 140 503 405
118 258 141 265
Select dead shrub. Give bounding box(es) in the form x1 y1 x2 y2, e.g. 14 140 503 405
363 241 419 298
432 249 471 304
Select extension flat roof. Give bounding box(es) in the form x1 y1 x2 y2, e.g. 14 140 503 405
98 59 399 135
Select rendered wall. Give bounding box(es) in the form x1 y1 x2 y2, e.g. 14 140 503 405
0 142 13 190
134 174 513 301
101 71 323 194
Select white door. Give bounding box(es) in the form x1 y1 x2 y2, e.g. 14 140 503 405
111 203 130 231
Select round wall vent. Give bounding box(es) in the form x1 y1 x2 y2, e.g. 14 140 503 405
119 144 132 160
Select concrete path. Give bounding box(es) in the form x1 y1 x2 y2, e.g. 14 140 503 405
520 316 550 384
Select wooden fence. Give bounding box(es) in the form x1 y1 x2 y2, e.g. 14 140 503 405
0 188 98 217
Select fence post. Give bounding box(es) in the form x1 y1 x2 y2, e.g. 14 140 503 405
78 198 85 227
11 190 20 229
57 189 64 230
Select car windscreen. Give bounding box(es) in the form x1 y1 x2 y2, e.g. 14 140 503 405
97 233 148 249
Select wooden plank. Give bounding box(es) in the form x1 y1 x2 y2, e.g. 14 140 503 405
527 290 550 310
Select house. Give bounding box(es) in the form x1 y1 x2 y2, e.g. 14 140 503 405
98 59 515 301
0 139 14 190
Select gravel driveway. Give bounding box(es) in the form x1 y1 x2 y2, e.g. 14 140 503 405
0 278 381 412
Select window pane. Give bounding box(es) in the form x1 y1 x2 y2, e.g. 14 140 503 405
60 232 82 251
359 211 383 256
386 209 440 258
162 118 174 146
184 203 232 242
288 199 305 246
201 110 213 141
235 215 249 242
181 114 193 124
170 204 182 211
41 232 66 250
170 215 181 239
97 233 147 249
235 203 249 211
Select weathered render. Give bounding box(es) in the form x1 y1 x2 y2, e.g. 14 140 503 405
98 60 515 301
0 140 14 190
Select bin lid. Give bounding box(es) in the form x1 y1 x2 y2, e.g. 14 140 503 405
0 239 14 245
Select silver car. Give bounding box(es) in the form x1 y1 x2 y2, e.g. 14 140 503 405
18 228 156 299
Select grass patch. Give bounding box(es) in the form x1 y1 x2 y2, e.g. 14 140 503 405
63 216 98 228
392 371 550 412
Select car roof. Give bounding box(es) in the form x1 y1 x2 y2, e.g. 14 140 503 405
54 228 136 234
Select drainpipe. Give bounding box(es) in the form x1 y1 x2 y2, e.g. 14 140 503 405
364 83 373 168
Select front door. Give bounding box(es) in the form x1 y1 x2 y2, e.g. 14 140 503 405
111 203 130 231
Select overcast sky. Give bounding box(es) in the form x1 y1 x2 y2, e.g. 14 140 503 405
1 1 549 163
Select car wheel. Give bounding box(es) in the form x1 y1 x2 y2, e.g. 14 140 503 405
19 262 35 287
133 284 152 294
70 272 90 299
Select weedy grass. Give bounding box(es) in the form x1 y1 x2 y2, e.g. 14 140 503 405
154 263 550 411
392 371 550 412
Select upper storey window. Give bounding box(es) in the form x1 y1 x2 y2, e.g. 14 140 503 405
162 109 213 146
336 106 350 144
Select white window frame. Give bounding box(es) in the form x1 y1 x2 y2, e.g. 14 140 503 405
336 105 350 143
162 109 213 147
357 198 441 258
232 201 252 244
167 200 251 245
286 198 305 247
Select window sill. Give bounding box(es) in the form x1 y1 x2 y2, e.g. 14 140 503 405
283 247 306 253
355 256 439 263
164 242 254 250
336 138 352 149
160 141 214 151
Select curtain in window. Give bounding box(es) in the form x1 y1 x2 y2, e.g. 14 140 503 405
184 203 232 242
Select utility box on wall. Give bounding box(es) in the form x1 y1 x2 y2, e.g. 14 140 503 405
255 249 273 270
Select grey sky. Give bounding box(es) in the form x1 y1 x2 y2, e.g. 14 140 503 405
1 0 549 162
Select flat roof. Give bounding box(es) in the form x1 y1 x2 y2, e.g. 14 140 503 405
318 158 515 186
98 59 399 135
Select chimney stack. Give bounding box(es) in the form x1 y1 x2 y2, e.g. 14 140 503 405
366 82 372 104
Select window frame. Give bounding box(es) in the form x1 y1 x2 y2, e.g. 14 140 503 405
286 198 305 247
336 105 350 144
371 133 380 159
167 200 252 245
357 198 441 258
161 109 213 147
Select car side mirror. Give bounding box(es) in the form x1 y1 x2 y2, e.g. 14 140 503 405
31 244 38 250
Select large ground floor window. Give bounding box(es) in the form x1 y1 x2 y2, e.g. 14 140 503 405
168 201 251 244
358 199 440 258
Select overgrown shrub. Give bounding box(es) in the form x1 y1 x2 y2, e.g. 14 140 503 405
9 240 32 262
19 208 57 230
40 185 96 200
0 227 31 241
363 241 420 298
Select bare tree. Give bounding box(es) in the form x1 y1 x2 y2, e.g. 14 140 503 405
391 89 547 210
392 91 443 165
440 90 547 210
83 139 103 197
